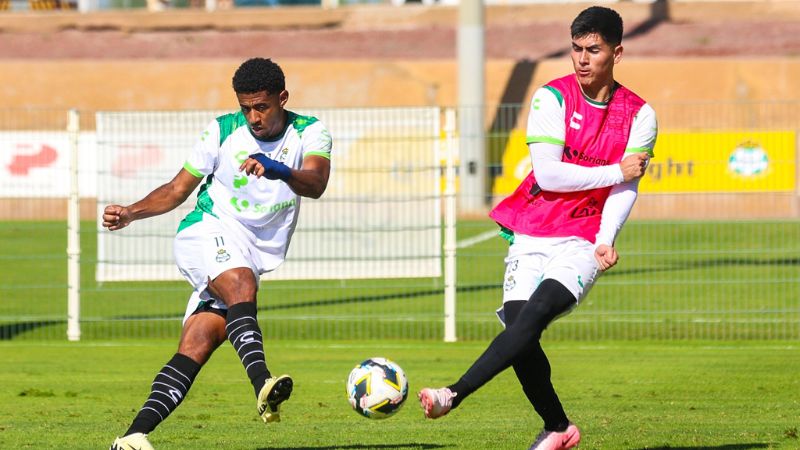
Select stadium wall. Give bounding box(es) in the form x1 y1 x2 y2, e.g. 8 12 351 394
1 2 799 221
2 58 800 112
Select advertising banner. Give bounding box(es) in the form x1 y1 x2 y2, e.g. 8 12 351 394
492 130 796 195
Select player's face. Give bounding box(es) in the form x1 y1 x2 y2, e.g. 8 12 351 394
237 90 289 139
570 33 622 91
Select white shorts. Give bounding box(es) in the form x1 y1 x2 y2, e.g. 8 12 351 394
173 215 260 323
501 234 600 306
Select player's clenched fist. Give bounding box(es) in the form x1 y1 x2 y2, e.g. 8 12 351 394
103 204 132 231
594 244 619 271
619 152 650 182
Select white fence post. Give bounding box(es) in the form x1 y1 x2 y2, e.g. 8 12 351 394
443 107 457 342
67 109 81 342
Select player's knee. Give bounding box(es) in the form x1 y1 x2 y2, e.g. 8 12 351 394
508 280 576 337
209 267 258 303
178 342 215 365
502 300 527 327
525 279 576 325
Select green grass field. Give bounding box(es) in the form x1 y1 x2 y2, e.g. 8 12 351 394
2 219 798 341
0 339 798 449
1 219 799 448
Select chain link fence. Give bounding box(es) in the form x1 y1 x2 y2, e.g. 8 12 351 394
1 102 798 341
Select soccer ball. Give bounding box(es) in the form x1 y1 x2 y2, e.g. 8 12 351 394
346 357 409 419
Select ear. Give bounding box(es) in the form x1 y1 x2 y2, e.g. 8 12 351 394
279 90 289 107
613 45 624 64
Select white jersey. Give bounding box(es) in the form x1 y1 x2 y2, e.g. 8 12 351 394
178 110 332 272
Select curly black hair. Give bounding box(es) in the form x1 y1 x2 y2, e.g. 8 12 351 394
571 6 623 46
232 58 286 95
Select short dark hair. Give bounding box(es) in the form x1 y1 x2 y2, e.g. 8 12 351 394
232 58 286 95
571 6 623 46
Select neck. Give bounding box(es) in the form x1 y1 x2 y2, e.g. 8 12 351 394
579 79 616 103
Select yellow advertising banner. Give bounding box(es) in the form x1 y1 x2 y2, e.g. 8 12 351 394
492 130 797 195
640 131 795 193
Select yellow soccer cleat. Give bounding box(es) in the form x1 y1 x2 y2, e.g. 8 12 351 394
110 432 155 450
256 374 293 424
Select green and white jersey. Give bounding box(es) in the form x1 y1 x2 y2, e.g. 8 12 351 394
178 110 332 272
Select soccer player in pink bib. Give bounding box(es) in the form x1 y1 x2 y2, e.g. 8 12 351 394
419 7 657 450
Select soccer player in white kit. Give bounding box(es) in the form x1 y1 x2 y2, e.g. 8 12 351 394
418 7 657 450
106 58 332 450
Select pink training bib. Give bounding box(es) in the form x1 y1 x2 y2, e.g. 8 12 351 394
490 74 645 243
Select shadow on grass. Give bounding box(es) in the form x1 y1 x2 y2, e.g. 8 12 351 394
260 445 447 450
0 320 62 340
261 283 496 312
7 255 798 328
633 444 772 450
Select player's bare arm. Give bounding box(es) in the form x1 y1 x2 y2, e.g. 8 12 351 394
102 168 202 231
241 154 330 199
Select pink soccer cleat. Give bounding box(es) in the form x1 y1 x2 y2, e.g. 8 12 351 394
418 387 456 419
529 423 581 450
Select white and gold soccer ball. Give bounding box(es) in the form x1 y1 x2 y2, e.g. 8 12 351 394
346 357 409 419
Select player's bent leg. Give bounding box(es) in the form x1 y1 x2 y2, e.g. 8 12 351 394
110 432 154 450
257 374 294 423
177 310 228 365
439 279 577 412
210 268 292 424
113 312 225 449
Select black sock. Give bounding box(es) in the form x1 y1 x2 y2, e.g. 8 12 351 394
226 302 270 396
126 353 200 436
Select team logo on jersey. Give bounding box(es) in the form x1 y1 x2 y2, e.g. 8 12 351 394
278 148 289 162
230 197 250 212
569 112 583 130
563 146 579 160
233 175 248 189
570 197 600 218
216 248 231 263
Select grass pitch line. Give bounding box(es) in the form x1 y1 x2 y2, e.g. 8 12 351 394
456 229 498 249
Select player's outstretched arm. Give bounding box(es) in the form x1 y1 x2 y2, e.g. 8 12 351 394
102 168 202 231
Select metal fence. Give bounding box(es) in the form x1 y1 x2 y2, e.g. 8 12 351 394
1 102 798 341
